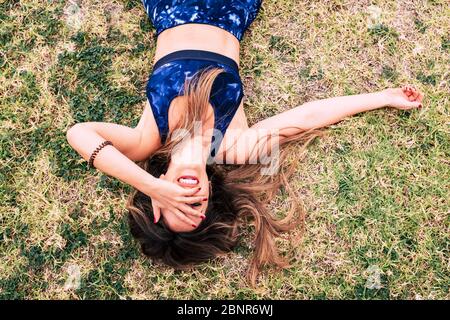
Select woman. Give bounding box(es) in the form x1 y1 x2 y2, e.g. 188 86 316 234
66 0 424 285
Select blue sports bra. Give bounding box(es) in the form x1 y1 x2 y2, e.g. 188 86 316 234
146 50 244 158
142 0 262 158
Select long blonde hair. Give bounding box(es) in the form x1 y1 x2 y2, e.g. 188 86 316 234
127 67 323 286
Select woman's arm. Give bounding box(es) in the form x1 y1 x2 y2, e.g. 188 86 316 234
251 86 423 135
68 102 160 162
66 103 205 224
66 122 154 187
66 102 160 193
225 86 423 164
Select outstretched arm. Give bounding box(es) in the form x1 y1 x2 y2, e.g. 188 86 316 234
226 86 424 164
251 86 424 137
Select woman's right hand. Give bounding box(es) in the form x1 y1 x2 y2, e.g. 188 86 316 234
144 174 207 226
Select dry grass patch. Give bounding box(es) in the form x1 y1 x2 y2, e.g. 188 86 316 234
0 0 448 299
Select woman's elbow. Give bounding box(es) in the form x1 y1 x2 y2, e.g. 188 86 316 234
66 123 84 146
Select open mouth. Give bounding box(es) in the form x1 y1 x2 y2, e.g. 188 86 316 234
177 176 199 186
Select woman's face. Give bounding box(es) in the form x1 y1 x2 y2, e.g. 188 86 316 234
160 134 211 232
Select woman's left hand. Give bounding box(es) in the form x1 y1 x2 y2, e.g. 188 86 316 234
384 85 424 110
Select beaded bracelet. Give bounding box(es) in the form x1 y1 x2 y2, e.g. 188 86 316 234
88 140 113 169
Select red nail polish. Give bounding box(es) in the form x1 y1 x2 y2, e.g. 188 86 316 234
201 215 206 220
203 198 208 201
192 224 197 228
154 217 157 223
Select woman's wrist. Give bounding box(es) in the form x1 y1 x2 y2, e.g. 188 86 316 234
139 173 158 196
378 89 394 108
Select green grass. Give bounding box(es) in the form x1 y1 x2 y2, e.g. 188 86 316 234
0 0 449 299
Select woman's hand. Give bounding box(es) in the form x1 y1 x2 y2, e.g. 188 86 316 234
144 174 207 227
383 86 424 110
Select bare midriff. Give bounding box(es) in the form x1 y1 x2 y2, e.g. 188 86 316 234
153 24 241 66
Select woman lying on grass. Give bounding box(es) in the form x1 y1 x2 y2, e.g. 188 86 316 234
66 0 424 285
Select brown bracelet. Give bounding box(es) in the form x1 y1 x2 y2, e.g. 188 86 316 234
88 140 113 169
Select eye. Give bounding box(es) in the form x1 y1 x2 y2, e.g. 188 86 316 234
191 202 202 207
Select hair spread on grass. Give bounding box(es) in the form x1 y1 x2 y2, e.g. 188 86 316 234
126 67 323 287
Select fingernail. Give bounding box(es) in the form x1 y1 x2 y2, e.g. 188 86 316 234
202 198 208 201
201 215 206 220
419 104 423 108
154 218 157 224
192 224 197 228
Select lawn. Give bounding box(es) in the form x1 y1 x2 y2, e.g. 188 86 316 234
0 0 448 299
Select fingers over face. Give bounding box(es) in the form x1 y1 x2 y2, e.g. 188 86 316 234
181 186 202 196
173 208 197 227
179 203 204 217
177 196 208 204
152 202 161 223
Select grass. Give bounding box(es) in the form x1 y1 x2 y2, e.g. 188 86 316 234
0 0 449 299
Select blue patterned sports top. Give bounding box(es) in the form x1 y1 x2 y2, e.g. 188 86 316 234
142 1 262 158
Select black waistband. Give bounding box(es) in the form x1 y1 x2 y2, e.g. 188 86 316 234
153 50 239 71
